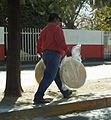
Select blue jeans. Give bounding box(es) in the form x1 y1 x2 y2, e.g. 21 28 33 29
34 50 67 99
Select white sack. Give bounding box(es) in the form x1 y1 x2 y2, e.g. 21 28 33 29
60 57 86 88
71 44 82 62
35 59 45 84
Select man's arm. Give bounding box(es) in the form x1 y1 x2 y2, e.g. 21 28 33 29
54 26 71 56
36 35 43 57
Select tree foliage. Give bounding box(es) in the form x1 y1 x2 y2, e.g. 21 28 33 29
93 6 111 31
1 0 111 30
20 0 88 28
0 0 7 26
0 0 87 29
32 0 87 29
79 0 111 31
88 0 111 9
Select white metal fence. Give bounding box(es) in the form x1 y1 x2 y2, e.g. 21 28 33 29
104 31 111 59
20 28 40 61
4 27 41 62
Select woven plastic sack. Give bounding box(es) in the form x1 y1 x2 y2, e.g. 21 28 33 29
71 44 82 62
60 45 86 88
35 59 45 84
60 57 86 88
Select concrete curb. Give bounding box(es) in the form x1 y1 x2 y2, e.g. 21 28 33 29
0 96 111 120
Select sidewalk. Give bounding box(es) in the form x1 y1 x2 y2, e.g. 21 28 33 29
0 64 111 119
0 78 111 119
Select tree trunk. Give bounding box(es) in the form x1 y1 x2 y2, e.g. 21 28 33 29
5 0 23 97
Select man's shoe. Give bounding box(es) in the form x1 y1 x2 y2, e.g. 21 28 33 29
33 98 52 104
63 90 72 98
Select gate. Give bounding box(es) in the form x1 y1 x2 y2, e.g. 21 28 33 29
104 31 111 59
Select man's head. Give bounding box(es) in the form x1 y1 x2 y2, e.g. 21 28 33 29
48 13 61 22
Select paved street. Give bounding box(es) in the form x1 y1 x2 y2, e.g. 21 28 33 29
0 69 36 90
0 64 111 89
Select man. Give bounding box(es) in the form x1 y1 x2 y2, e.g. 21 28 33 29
34 13 72 104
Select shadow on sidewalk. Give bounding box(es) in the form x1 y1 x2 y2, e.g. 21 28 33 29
0 95 19 111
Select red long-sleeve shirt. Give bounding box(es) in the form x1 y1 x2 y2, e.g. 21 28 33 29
36 22 69 57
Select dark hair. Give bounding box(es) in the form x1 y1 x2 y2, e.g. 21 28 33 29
48 13 61 22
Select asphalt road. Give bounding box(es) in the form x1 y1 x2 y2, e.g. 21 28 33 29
1 63 111 89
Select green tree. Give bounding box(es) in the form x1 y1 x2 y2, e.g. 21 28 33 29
0 0 7 26
77 0 111 30
49 0 87 29
93 6 111 31
25 0 88 29
1 0 111 29
80 0 111 30
0 0 92 29
88 0 111 9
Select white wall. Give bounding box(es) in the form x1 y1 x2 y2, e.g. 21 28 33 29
0 27 4 44
63 29 104 45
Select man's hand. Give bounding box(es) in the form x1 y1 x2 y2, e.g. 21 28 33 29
67 51 72 57
37 53 42 58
